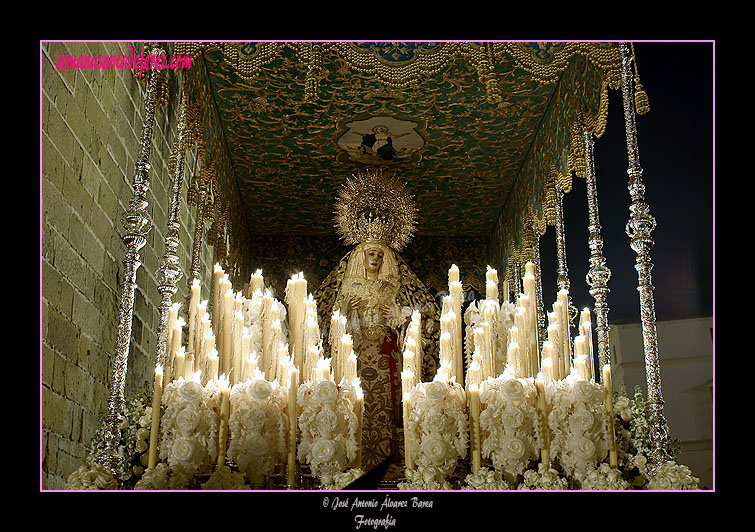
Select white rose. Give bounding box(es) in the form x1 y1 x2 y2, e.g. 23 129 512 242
247 433 271 456
249 379 272 401
170 438 197 463
315 407 339 437
314 380 339 405
180 380 204 403
501 378 525 401
572 381 596 403
648 473 674 490
176 406 200 433
425 380 449 402
615 397 630 410
243 408 266 433
501 436 527 460
571 409 596 432
501 405 525 429
421 436 449 464
311 438 336 462
570 436 597 460
633 454 648 469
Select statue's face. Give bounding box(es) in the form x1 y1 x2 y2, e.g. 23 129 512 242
364 247 384 274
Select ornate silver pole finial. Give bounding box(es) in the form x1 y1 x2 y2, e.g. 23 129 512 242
619 42 670 469
582 126 612 371
95 42 164 475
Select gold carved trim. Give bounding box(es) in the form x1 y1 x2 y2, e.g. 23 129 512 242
501 42 622 84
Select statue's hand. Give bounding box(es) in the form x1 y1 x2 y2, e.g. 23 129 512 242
346 296 364 314
380 303 401 321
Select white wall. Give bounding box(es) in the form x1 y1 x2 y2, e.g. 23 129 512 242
609 317 713 489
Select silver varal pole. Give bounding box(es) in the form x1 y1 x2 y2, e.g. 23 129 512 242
582 126 612 372
155 74 188 370
95 43 163 475
619 42 670 468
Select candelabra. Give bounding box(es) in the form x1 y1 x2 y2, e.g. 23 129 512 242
619 42 670 469
95 43 163 475
582 126 612 371
155 76 188 370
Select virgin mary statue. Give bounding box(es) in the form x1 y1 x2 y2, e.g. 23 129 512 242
314 168 440 475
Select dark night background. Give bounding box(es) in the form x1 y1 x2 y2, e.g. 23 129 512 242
538 41 714 327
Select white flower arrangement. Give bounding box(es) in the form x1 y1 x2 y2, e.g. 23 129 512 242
325 468 366 490
517 463 569 490
405 378 468 482
201 464 251 490
134 462 170 490
462 466 510 490
581 463 631 490
158 377 221 488
547 375 609 483
227 374 289 484
611 385 687 489
398 466 453 490
297 378 359 486
68 389 153 490
479 373 540 483
66 455 119 490
646 461 700 490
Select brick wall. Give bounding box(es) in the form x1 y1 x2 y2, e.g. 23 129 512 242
41 42 215 489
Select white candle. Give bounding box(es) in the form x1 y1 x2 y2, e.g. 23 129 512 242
402 349 415 375
603 364 618 468
354 384 364 468
164 303 181 384
217 375 230 467
449 280 464 385
147 364 163 469
574 335 586 358
467 358 482 388
188 279 200 355
208 348 219 382
174 346 186 383
287 366 299 486
346 350 358 383
468 383 481 472
580 308 594 381
222 286 234 377
339 333 353 385
486 265 498 284
575 354 587 380
212 264 224 335
196 301 208 364
535 377 550 465
440 328 454 375
400 372 415 471
448 264 459 285
557 289 572 377
541 356 553 383
250 268 264 296
485 280 498 301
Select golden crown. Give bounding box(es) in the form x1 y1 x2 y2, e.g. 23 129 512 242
334 167 418 252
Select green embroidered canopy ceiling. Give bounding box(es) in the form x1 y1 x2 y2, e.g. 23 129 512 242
178 41 621 269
